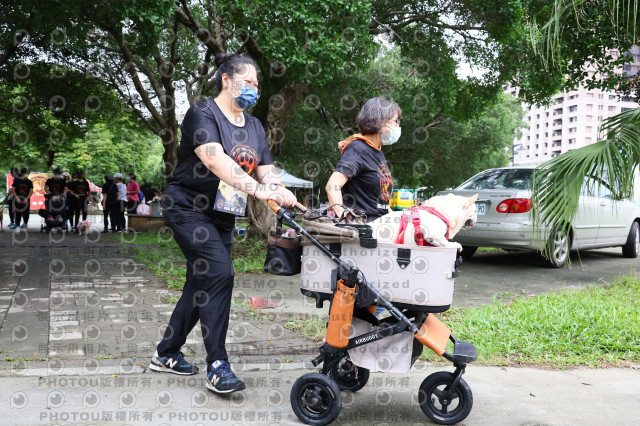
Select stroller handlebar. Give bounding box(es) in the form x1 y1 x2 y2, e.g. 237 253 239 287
267 200 308 214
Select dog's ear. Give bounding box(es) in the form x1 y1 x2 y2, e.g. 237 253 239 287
465 194 478 207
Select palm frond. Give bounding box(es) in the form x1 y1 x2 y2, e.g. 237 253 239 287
532 107 640 258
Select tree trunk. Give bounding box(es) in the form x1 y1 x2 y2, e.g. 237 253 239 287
244 82 310 235
246 195 277 238
162 121 179 181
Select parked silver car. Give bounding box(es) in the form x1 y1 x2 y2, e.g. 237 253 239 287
437 167 640 267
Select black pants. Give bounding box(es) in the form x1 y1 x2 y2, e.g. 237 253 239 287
12 197 30 226
156 193 234 364
105 204 119 231
103 206 109 230
68 197 88 228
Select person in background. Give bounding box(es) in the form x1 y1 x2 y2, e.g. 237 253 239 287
126 173 141 216
101 173 118 233
5 167 19 227
66 172 79 230
114 173 127 232
9 167 33 231
68 170 90 232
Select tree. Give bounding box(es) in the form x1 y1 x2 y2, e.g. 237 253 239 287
0 62 128 169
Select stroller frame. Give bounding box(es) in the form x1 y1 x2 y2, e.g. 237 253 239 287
268 202 477 425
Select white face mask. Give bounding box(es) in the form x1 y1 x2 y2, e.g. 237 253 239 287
381 126 401 145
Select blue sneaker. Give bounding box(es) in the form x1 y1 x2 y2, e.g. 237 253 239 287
9 224 17 230
149 351 199 375
206 360 246 394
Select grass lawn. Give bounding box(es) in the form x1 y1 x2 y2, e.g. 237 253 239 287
111 228 267 290
421 274 640 368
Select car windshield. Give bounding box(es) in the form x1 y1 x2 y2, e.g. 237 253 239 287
457 169 533 190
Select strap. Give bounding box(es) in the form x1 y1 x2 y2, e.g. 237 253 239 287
395 206 450 247
411 209 426 246
419 206 450 239
395 212 410 244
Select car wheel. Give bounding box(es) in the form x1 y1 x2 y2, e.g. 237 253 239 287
543 227 570 268
622 222 639 258
460 246 477 261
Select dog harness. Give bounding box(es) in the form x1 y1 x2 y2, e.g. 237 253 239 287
395 206 450 246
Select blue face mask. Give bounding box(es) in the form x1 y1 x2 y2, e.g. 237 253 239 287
228 86 258 109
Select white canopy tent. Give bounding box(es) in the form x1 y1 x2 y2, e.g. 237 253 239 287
273 167 315 207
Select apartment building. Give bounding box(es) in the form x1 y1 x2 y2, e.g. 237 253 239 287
507 47 640 167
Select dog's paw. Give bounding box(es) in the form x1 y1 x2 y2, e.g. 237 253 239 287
452 242 463 252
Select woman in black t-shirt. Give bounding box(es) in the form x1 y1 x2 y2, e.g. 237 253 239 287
150 53 296 393
326 97 402 222
10 168 33 230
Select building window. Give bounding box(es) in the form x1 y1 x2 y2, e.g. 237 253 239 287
586 93 595 98
545 123 549 127
545 133 548 137
598 115 603 121
536 144 539 148
546 112 549 117
598 93 604 99
598 105 604 110
536 135 539 139
608 106 616 112
586 115 593 122
536 124 540 129
586 126 592 132
586 104 593 111
536 114 540 119
622 107 632 113
609 95 616 100
569 105 578 112
569 117 576 122
585 137 592 143
569 128 576 133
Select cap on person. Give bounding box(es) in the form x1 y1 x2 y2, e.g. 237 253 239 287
105 173 114 181
114 173 123 178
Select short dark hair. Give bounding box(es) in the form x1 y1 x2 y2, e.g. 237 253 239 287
129 173 136 180
76 170 83 179
213 52 257 92
20 167 29 175
53 167 63 175
356 97 402 134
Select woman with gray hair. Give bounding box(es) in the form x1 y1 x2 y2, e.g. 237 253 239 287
325 97 401 222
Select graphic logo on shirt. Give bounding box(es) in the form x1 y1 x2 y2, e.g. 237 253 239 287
229 145 258 175
379 164 393 203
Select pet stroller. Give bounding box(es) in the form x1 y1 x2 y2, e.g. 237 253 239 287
39 193 69 233
266 201 477 425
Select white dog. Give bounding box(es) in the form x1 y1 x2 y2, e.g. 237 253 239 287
368 193 479 251
76 220 91 236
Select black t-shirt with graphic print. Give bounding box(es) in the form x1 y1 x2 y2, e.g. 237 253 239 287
70 180 90 197
334 139 394 221
45 178 66 195
167 98 273 230
12 178 33 198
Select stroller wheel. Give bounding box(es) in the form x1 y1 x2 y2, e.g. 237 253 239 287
328 353 369 392
419 371 473 425
290 373 341 426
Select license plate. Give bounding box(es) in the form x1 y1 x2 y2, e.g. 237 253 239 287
476 203 486 215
